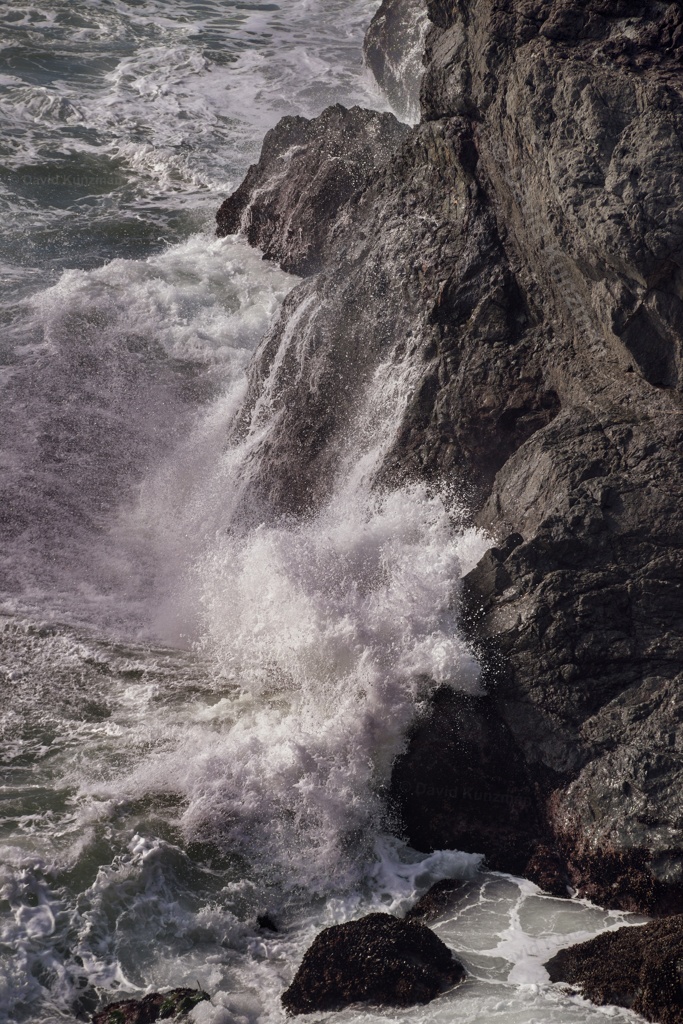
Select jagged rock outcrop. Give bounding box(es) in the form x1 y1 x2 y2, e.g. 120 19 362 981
222 109 558 517
216 105 410 275
217 0 683 912
281 913 465 1013
545 916 683 1024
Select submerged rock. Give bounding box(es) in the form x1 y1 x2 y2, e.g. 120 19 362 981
92 988 208 1024
545 916 683 1024
281 913 465 1014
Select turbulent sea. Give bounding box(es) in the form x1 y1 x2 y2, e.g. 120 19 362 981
0 3 646 1022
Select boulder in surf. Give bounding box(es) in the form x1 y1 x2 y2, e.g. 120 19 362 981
281 912 466 1014
546 916 683 1024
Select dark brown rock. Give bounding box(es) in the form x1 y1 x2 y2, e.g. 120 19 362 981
405 878 466 922
545 916 683 1023
92 988 208 1024
523 843 571 898
281 913 465 1014
560 842 683 916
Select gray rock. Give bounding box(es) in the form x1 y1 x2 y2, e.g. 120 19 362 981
364 0 429 120
414 0 683 911
421 0 683 389
221 111 558 518
216 0 683 912
216 105 410 276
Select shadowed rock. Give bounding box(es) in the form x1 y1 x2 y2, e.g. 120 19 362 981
545 916 683 1023
405 878 467 922
390 689 543 876
281 913 466 1014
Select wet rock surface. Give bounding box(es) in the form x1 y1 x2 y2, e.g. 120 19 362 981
281 913 466 1014
217 0 683 912
92 988 208 1024
221 110 556 518
363 0 428 119
405 877 467 922
523 844 572 899
545 916 683 1024
216 105 409 276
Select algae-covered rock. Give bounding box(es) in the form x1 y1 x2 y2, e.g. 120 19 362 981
92 987 208 1024
281 912 465 1014
546 916 683 1024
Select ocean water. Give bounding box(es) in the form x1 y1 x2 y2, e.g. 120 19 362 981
0 3 647 1023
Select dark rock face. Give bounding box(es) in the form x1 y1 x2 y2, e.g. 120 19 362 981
422 0 683 911
545 916 683 1024
221 110 558 518
281 913 465 1014
389 0 683 912
92 989 208 1024
390 689 544 875
363 0 428 119
523 844 571 899
390 688 571 896
405 877 466 922
216 105 410 275
216 0 683 912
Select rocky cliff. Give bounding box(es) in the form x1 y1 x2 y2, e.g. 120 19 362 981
217 0 683 913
